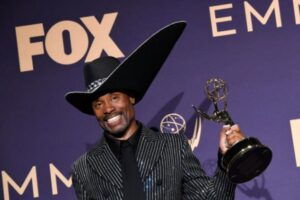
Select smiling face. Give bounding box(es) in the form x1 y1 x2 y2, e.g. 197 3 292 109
92 92 138 140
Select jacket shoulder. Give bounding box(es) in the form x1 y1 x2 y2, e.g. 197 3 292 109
71 152 89 173
142 125 188 145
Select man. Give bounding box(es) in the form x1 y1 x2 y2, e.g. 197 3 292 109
65 21 244 200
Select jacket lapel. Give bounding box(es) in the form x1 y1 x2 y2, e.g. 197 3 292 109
86 141 122 189
136 127 166 181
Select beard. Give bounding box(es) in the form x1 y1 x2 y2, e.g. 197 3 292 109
99 111 134 139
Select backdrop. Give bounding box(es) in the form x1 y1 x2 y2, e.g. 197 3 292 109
1 0 300 199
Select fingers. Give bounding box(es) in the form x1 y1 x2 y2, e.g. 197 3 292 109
224 124 240 135
226 133 243 147
221 124 245 150
219 125 230 154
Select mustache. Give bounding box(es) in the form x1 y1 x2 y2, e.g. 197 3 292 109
103 112 122 121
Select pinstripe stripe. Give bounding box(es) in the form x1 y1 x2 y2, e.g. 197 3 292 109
87 143 122 189
71 125 236 200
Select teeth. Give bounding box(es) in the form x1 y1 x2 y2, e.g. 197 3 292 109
107 115 121 123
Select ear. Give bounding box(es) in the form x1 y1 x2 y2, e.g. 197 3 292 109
129 97 136 104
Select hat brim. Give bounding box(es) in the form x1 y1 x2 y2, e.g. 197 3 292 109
65 21 186 115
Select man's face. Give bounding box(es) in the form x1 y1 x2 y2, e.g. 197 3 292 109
92 92 137 139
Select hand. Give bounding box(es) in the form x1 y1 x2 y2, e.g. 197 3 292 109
219 124 245 154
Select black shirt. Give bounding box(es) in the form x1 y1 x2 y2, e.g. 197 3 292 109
104 123 145 199
104 122 142 160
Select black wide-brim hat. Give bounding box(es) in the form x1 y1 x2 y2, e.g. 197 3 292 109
65 21 186 115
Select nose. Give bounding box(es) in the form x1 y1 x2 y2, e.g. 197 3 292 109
103 102 114 114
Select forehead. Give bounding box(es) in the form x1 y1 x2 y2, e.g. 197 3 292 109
94 91 129 101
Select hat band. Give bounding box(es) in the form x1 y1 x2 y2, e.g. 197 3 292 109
87 78 107 92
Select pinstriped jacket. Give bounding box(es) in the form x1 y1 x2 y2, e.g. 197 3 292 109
71 125 236 200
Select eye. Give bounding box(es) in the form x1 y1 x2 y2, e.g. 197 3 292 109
93 101 102 109
111 94 119 101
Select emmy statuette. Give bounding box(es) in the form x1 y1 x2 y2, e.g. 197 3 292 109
193 78 272 183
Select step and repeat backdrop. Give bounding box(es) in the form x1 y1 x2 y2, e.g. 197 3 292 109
1 0 300 199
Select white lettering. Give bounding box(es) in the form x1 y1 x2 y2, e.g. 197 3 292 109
45 20 89 65
15 24 45 72
209 3 237 37
81 12 124 62
2 166 39 200
290 119 300 167
293 0 300 24
15 12 123 72
49 163 72 195
244 0 282 32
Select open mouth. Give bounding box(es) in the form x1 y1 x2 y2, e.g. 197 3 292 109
107 115 121 124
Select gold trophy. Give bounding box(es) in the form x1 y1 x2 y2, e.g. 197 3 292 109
193 78 272 183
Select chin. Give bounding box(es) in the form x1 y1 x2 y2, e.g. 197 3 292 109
111 131 127 138
106 125 128 137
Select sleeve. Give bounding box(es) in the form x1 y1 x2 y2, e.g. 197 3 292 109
71 164 92 200
181 135 236 200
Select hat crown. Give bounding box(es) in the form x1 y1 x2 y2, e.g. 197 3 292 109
83 56 120 87
65 21 186 115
